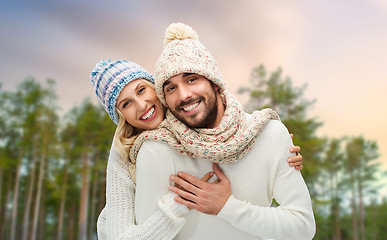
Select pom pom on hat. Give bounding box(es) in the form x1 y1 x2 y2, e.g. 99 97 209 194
164 23 199 45
155 23 225 106
90 60 154 125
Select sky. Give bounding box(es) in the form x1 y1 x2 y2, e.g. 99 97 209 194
1 0 387 180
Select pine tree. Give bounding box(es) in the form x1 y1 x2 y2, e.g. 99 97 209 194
238 64 325 187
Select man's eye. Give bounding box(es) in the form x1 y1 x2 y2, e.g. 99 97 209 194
188 77 196 83
166 86 175 92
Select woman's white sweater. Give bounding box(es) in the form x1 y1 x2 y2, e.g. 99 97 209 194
97 146 189 240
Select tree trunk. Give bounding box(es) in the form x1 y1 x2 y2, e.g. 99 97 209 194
329 170 336 240
38 186 46 240
1 168 14 240
371 200 377 240
31 142 47 240
98 165 107 211
357 176 365 240
0 167 3 218
333 174 341 240
88 152 100 240
21 143 38 240
79 152 90 240
68 201 76 240
10 149 23 240
0 167 4 238
56 161 69 240
351 182 359 240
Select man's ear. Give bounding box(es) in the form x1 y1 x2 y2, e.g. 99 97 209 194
214 85 220 91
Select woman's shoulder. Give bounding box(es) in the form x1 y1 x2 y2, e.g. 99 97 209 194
107 146 135 182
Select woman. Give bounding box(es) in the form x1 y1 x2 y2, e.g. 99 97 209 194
90 59 303 239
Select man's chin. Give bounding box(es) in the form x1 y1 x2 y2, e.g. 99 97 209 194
173 109 217 128
186 118 213 129
176 115 205 128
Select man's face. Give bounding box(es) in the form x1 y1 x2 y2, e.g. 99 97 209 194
163 73 219 128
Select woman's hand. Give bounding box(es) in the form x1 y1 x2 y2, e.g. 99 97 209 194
289 134 303 170
169 163 231 215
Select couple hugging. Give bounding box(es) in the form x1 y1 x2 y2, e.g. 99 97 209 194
90 23 315 240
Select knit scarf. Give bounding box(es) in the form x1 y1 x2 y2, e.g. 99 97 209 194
129 91 279 167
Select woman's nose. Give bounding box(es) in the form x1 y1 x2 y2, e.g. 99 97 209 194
136 98 147 112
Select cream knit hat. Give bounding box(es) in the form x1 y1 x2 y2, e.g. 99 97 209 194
154 23 225 105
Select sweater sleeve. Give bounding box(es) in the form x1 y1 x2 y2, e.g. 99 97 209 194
97 145 189 240
217 121 316 240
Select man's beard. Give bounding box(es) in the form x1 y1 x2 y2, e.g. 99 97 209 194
171 90 218 129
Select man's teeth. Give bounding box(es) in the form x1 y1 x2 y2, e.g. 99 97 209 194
183 102 199 112
141 107 155 120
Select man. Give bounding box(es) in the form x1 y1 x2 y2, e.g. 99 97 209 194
134 23 315 240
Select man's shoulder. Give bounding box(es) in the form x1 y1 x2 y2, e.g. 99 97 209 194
264 119 288 133
140 139 174 151
245 112 285 130
261 119 291 140
244 111 288 136
136 140 187 173
252 119 292 151
137 140 182 160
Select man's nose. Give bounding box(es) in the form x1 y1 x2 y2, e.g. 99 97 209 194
177 84 192 101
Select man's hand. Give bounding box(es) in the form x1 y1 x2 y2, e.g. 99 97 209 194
289 134 303 170
169 163 231 215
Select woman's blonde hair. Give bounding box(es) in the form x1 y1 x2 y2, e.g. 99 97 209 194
113 79 156 161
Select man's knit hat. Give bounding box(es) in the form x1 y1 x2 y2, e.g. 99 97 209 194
90 59 154 125
154 23 225 105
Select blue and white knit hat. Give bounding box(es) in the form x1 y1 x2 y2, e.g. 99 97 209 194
90 60 154 125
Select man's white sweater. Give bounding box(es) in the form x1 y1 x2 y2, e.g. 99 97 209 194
135 120 315 240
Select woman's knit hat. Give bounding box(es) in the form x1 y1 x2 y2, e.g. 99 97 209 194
154 23 225 105
90 59 154 125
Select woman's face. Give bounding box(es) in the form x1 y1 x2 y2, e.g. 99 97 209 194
116 79 164 130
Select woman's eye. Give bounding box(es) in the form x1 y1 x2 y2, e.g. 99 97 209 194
123 100 131 108
138 87 145 94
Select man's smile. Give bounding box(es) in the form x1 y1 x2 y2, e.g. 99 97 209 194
182 101 200 114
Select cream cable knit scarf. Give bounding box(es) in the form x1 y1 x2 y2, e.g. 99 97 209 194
129 91 279 180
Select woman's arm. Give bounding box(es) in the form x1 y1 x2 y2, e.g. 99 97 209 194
288 134 303 170
98 146 189 240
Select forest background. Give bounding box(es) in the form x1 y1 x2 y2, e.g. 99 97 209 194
1 0 387 239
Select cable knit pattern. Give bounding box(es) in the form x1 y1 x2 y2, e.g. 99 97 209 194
129 91 279 164
97 145 189 240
